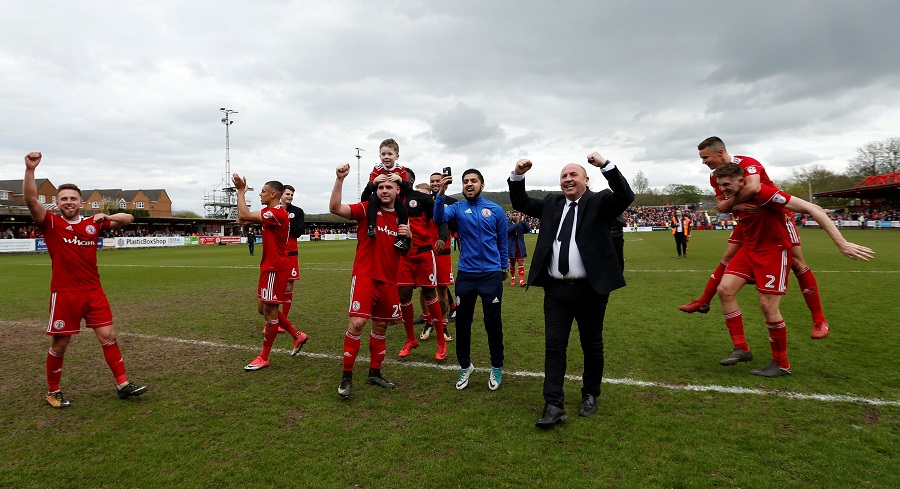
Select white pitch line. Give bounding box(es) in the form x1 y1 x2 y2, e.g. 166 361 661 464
123 332 900 407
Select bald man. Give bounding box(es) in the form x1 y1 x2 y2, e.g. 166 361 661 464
509 153 634 428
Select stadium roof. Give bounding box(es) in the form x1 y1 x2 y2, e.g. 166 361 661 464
814 172 900 199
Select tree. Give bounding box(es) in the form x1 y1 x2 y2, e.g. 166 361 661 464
662 184 705 205
631 170 649 195
777 165 856 207
846 137 900 181
172 210 202 218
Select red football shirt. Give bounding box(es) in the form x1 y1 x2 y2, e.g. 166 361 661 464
733 184 792 250
406 190 438 250
260 205 290 271
37 214 111 292
349 202 401 284
369 164 409 183
709 155 774 198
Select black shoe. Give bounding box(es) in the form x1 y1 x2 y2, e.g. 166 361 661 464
414 315 426 325
535 404 567 429
579 394 597 417
367 225 377 239
720 348 753 366
394 236 410 255
750 362 792 378
117 382 148 399
338 374 352 399
448 309 456 323
366 374 395 389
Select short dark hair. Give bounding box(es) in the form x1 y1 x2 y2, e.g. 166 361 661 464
430 172 442 178
462 168 484 184
264 180 285 196
406 168 416 183
57 183 82 195
698 136 726 151
712 162 743 179
283 184 295 193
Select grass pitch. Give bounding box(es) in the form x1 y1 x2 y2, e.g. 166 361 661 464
0 228 897 488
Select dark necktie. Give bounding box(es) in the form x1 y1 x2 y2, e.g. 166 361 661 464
557 201 577 275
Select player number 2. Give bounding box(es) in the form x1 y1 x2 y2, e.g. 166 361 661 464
764 275 776 289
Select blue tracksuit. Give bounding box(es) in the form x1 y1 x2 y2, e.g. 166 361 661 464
434 193 507 369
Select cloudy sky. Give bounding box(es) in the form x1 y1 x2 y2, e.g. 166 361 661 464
3 1 899 215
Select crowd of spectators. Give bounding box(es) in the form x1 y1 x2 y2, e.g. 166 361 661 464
623 206 711 228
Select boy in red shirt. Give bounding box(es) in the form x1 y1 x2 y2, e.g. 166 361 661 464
363 138 411 253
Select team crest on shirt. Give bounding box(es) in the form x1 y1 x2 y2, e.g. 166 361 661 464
409 200 418 208
747 166 758 174
85 225 96 234
289 212 295 218
772 193 787 204
53 320 65 330
352 301 361 311
481 208 492 217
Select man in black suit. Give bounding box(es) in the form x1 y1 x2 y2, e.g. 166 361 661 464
508 152 634 428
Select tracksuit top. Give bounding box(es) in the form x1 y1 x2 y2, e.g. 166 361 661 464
434 194 508 273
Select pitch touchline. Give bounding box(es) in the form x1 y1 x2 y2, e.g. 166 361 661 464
123 332 899 407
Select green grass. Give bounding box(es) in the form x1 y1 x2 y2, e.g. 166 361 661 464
1 229 898 488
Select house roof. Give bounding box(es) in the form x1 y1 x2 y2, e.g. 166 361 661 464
814 172 900 199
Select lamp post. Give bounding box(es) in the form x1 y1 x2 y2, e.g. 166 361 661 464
220 108 238 220
355 147 365 199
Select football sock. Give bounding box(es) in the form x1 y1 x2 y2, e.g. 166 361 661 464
343 331 361 372
369 331 387 369
277 311 301 338
422 313 432 326
724 309 749 351
699 260 729 305
426 296 446 347
518 264 526 282
795 266 826 323
46 349 64 392
260 320 279 361
101 339 128 385
282 290 293 318
400 301 416 342
766 320 790 369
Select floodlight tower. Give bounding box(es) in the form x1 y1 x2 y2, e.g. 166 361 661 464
355 147 365 199
221 108 238 180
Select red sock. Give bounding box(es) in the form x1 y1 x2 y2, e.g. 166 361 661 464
518 265 526 282
282 290 293 318
422 313 432 326
724 310 749 351
277 310 301 338
46 349 64 392
369 332 386 369
795 267 826 323
101 339 128 385
767 320 790 369
343 331 361 372
426 296 446 347
400 301 416 342
260 320 279 360
699 261 728 304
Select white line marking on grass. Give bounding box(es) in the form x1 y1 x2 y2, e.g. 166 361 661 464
124 332 900 407
628 269 899 273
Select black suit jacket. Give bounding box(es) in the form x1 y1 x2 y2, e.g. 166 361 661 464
508 166 634 295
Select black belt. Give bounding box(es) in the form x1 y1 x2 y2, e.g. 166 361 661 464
287 251 299 256
553 277 588 285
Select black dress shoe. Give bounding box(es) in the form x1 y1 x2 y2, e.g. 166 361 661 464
579 394 597 417
535 404 567 428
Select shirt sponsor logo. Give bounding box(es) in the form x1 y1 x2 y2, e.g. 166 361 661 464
377 225 398 237
62 237 96 247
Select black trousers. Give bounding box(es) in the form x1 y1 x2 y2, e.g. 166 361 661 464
542 279 609 407
454 270 504 369
674 232 687 256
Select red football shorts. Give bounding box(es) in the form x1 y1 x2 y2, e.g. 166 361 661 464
348 275 402 323
727 222 744 245
46 288 113 335
725 247 791 295
435 253 455 286
258 270 289 304
288 254 300 281
397 250 438 288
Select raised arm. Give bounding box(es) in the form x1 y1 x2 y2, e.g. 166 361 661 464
232 173 263 224
93 212 134 229
507 159 545 218
785 196 874 261
23 152 47 224
330 164 353 220
587 152 635 218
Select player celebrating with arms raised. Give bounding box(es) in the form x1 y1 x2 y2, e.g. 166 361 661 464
24 152 146 408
